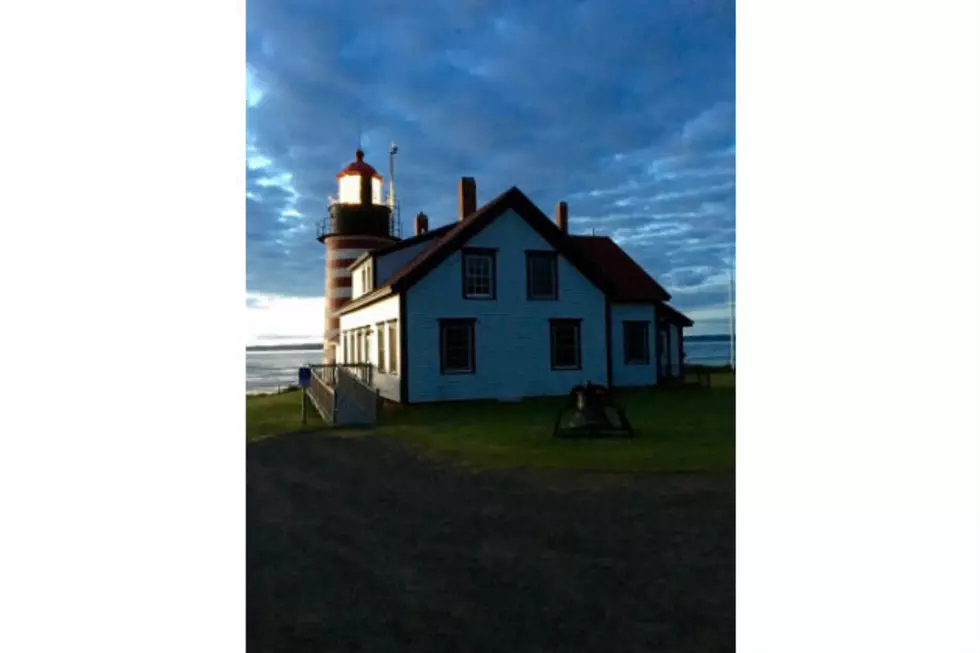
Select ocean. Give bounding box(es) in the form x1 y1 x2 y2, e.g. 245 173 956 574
247 349 325 394
684 337 735 367
246 337 734 394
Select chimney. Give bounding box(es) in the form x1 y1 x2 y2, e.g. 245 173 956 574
458 177 476 221
555 201 569 234
414 211 429 236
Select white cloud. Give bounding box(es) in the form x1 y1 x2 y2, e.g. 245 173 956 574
684 305 734 336
246 292 323 346
246 68 266 108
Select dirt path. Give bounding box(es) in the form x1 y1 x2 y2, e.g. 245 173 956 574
247 432 734 652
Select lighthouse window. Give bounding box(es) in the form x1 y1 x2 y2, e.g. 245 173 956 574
462 248 496 299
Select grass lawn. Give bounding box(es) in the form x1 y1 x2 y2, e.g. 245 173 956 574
246 389 326 442
380 378 734 473
247 371 734 472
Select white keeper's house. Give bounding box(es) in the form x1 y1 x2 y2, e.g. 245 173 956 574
317 149 693 405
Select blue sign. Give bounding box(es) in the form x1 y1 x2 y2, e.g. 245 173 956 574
298 367 312 388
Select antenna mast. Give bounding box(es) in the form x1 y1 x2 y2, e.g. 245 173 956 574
387 142 400 237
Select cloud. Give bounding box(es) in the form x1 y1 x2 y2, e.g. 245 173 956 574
246 292 323 346
245 0 735 335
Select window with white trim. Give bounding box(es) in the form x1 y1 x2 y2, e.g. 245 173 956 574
387 320 398 375
376 323 386 372
361 266 372 293
462 249 496 299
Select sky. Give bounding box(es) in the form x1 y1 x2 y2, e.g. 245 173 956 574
246 0 735 345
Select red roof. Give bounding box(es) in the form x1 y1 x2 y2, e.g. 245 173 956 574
337 186 686 325
338 186 612 315
381 212 473 290
565 235 671 302
380 186 611 294
658 302 694 327
336 149 382 180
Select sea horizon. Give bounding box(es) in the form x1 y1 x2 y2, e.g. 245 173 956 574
246 334 734 393
246 333 734 351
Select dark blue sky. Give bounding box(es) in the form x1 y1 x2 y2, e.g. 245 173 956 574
246 0 735 333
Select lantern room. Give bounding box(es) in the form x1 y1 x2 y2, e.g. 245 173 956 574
336 149 383 205
318 148 395 242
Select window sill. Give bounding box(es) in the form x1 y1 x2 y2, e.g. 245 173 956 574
527 295 558 301
441 369 475 375
462 295 496 300
624 359 651 366
551 365 582 371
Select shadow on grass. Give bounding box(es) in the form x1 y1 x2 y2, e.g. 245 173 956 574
246 378 735 473
377 383 735 473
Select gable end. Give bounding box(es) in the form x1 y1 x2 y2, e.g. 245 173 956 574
389 187 614 297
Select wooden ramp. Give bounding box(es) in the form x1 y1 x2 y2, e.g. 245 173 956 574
304 367 335 423
304 364 381 426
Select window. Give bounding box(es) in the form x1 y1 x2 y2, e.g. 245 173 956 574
462 248 496 299
364 329 372 365
526 251 558 300
439 319 476 374
623 321 650 365
387 320 398 375
361 266 371 293
376 323 386 373
344 333 351 363
549 319 582 370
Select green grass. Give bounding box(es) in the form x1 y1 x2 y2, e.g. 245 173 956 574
247 372 735 472
379 381 734 472
246 389 326 441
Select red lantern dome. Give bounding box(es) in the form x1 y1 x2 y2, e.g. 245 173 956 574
336 149 382 180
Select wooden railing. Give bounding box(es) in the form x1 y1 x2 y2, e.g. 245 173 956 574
305 368 335 423
305 363 380 426
309 363 373 388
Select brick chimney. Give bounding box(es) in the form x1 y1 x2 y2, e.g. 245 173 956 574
414 211 429 236
555 201 569 234
458 177 476 222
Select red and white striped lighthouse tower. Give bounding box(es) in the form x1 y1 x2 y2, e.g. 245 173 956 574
317 148 396 363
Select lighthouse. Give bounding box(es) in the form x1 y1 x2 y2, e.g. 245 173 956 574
317 148 397 364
